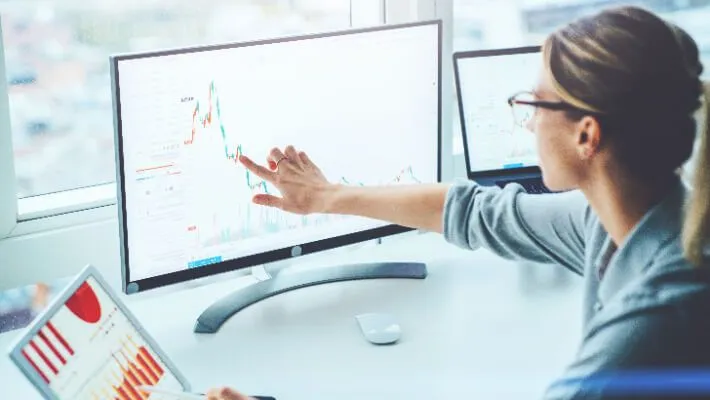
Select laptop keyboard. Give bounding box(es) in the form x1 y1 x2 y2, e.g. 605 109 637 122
495 178 551 194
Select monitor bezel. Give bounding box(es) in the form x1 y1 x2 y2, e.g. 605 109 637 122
111 20 443 294
452 45 541 179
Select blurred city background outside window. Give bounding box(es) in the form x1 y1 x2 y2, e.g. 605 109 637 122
3 0 352 198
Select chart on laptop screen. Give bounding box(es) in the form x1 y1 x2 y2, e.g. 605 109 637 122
18 277 182 399
457 51 540 172
115 24 440 282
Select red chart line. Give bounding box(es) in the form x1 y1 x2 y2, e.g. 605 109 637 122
124 383 143 400
112 369 144 400
139 347 164 376
114 355 146 399
38 329 67 365
136 353 159 383
29 339 58 375
131 360 153 386
129 366 147 387
114 385 131 400
119 350 150 386
124 364 142 387
22 349 49 384
136 163 175 173
46 321 74 355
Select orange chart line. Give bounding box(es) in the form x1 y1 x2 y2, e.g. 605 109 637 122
112 369 143 400
127 335 165 377
122 359 143 388
136 353 159 383
119 349 152 386
136 163 174 173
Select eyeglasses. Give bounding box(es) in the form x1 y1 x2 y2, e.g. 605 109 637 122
507 91 587 127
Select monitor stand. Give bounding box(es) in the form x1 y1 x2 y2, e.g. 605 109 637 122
193 261 427 334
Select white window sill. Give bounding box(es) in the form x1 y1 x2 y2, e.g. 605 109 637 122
18 183 117 221
10 184 117 238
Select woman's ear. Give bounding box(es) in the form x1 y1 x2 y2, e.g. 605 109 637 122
577 116 601 159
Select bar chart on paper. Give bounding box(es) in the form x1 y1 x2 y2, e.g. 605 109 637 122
86 335 166 400
19 277 184 399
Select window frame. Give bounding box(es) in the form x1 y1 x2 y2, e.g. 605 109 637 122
0 0 447 239
432 0 458 181
0 20 18 238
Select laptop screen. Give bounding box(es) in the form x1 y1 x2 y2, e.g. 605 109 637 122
456 48 541 174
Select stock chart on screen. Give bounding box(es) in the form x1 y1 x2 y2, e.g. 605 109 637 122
116 25 439 281
18 277 182 399
457 50 540 172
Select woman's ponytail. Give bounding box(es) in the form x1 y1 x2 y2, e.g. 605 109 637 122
683 81 710 266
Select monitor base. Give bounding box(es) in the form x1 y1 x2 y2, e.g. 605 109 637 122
193 261 427 334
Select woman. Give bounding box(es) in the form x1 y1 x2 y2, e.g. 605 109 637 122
209 5 710 399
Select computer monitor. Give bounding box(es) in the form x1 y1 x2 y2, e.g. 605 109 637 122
110 20 442 334
454 46 547 192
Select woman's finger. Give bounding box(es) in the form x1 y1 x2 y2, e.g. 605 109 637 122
267 147 286 164
239 155 276 182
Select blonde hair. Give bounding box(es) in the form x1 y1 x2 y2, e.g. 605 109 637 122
683 82 710 266
543 6 709 266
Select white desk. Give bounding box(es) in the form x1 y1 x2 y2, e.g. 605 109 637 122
0 233 583 399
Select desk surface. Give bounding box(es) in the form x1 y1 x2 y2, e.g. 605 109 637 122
0 233 583 399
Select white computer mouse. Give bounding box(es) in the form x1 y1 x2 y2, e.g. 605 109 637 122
355 313 401 345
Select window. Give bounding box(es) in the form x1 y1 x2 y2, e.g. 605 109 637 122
1 0 363 216
0 0 434 332
452 0 710 154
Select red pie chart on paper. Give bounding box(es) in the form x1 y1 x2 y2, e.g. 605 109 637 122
66 282 102 324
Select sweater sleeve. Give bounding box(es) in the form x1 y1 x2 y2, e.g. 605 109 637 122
442 180 590 275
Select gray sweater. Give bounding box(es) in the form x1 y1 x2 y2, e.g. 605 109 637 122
442 177 710 399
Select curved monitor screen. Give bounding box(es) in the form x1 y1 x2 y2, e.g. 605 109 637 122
456 48 540 173
112 21 441 290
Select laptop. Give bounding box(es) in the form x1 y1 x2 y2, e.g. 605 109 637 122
453 45 551 194
6 265 274 400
